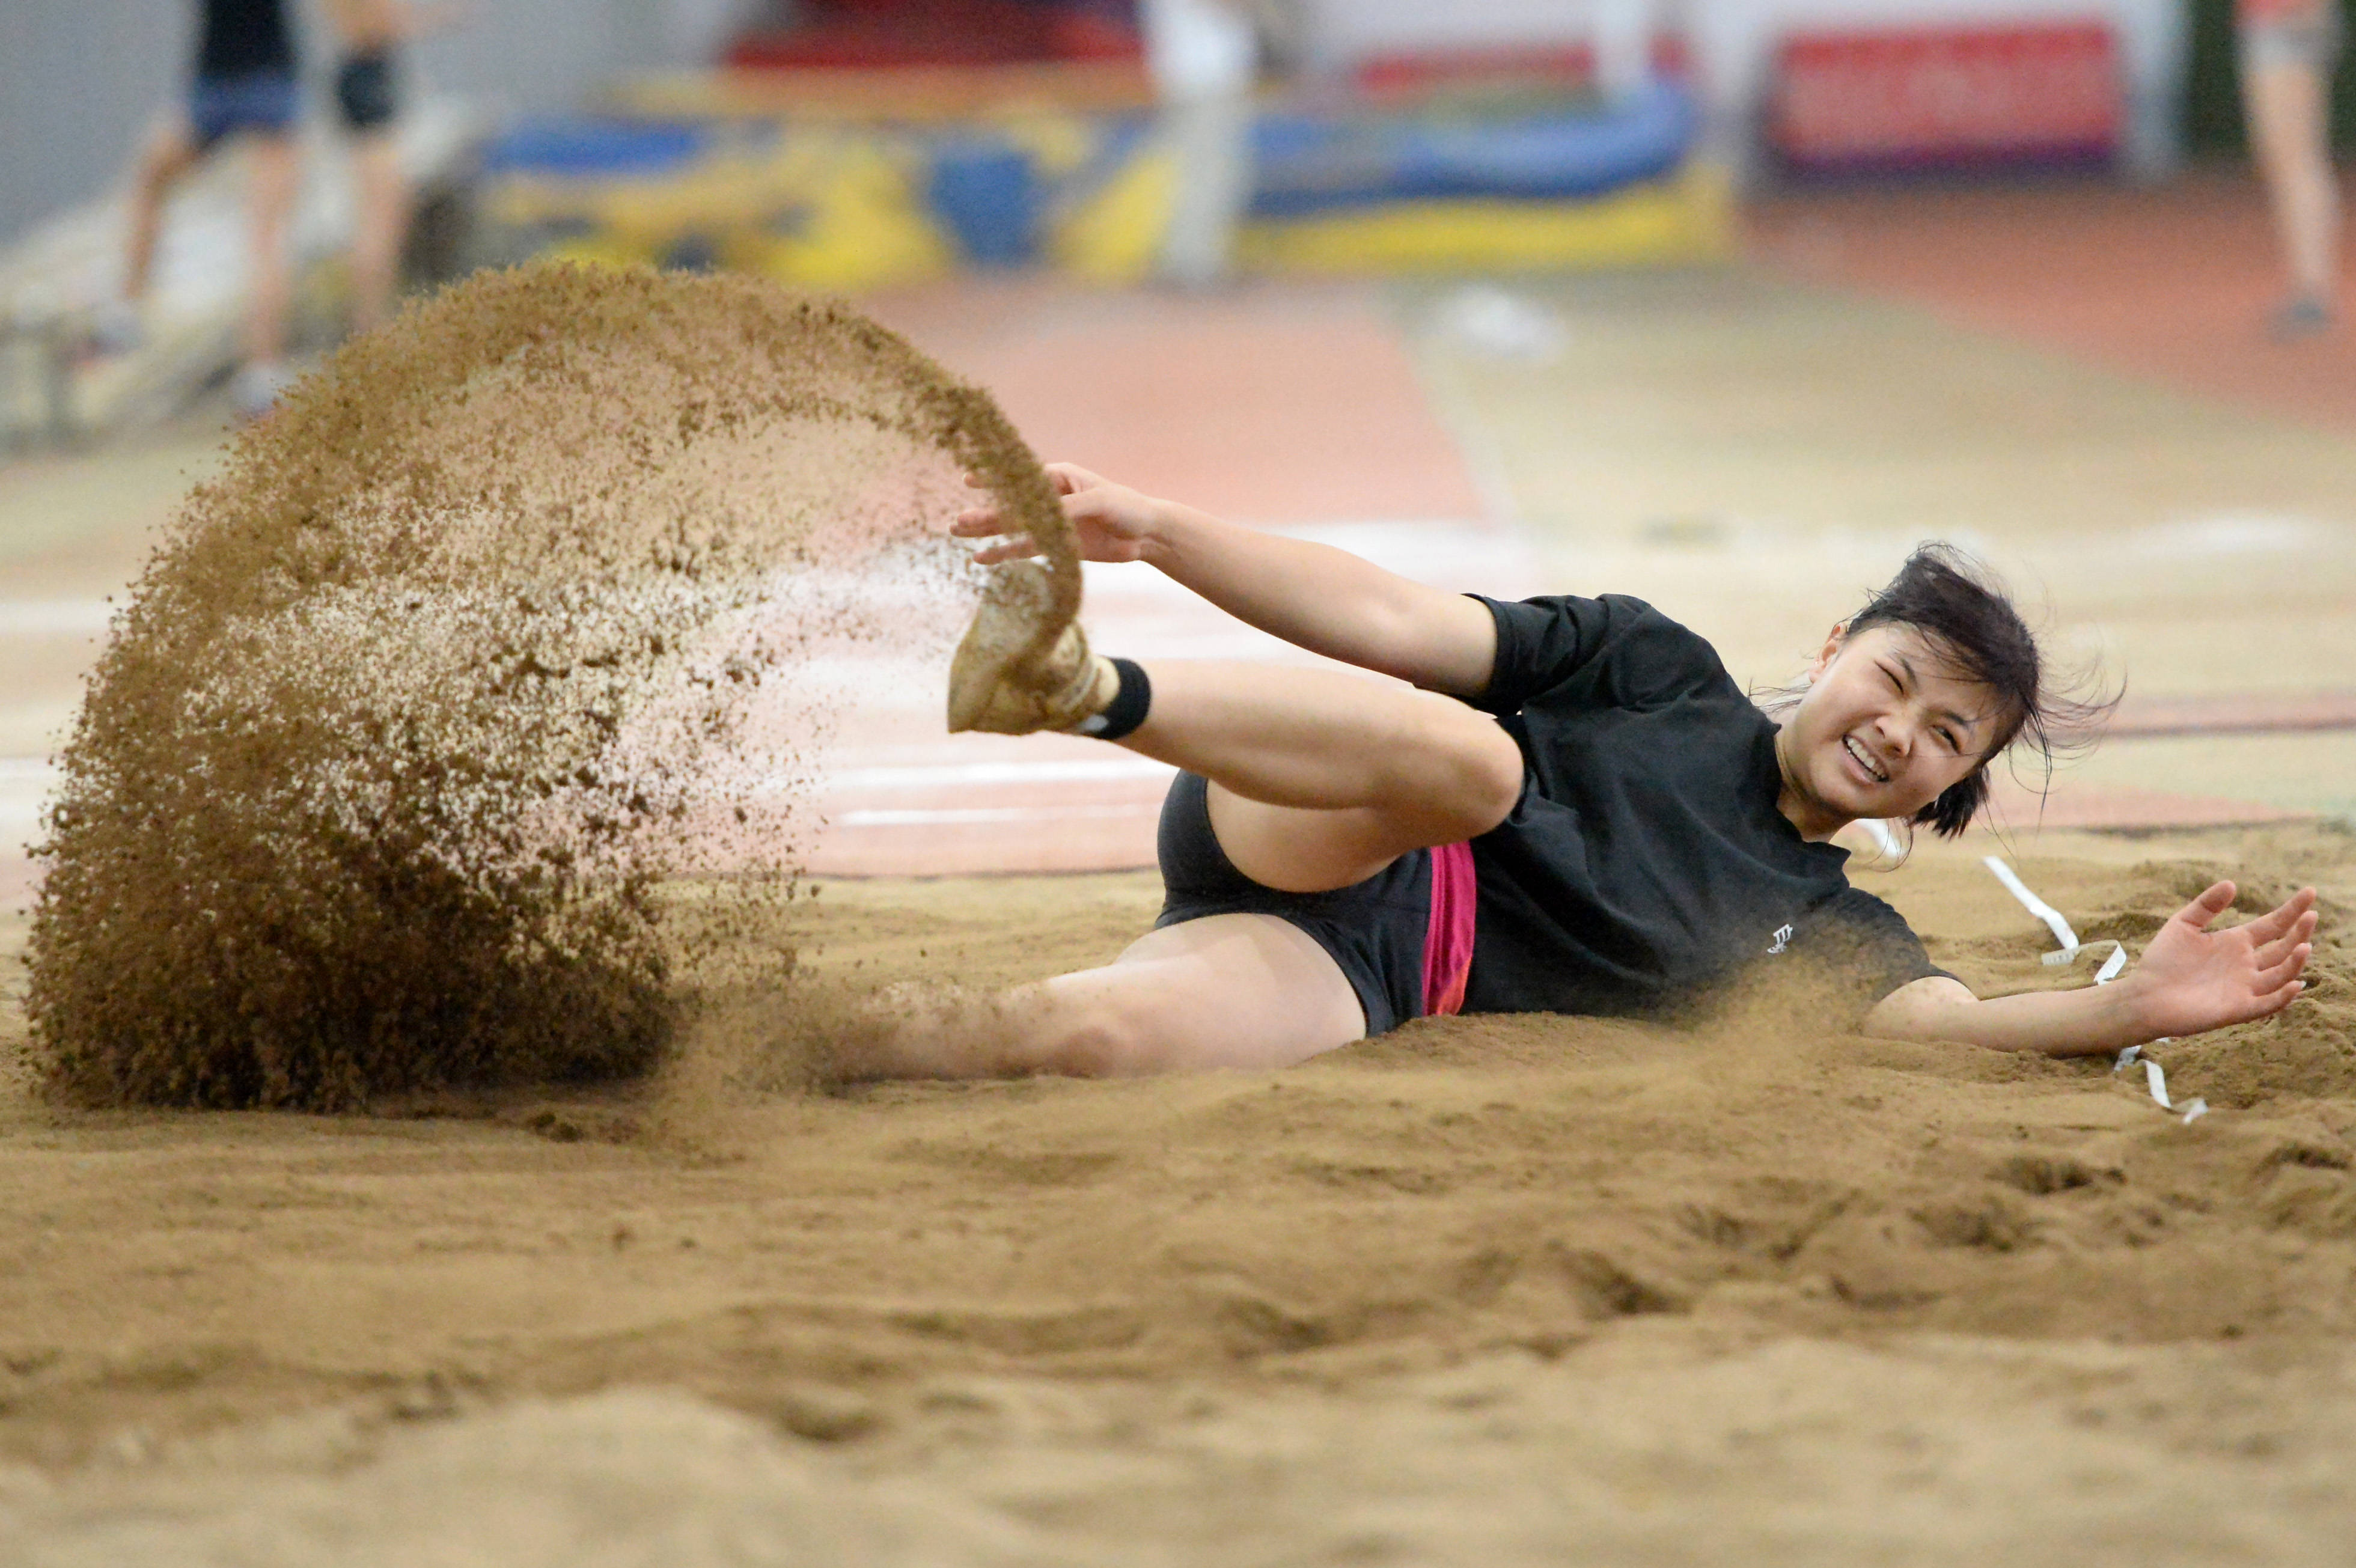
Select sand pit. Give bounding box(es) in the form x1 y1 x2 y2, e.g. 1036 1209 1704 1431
3 821 2354 1561
7 259 2356 1559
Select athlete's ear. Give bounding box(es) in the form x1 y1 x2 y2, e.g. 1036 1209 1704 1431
1804 621 1848 685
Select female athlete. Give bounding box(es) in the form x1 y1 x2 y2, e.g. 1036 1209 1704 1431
844 464 2319 1079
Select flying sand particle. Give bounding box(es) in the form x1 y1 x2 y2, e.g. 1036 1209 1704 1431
26 262 1077 1111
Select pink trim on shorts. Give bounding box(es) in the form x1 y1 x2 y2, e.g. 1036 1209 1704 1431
1421 841 1477 1017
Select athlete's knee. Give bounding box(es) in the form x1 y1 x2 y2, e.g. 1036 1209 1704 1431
1025 971 1210 1076
1462 724 1527 831
135 145 185 197
1405 702 1523 838
1031 1003 1158 1078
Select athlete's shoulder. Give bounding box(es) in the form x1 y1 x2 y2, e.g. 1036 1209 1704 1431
1582 594 1735 700
1788 884 1949 1004
1813 882 1917 931
1476 592 1732 712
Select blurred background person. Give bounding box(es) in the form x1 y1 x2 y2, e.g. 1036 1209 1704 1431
111 0 304 416
325 0 465 337
2238 0 2346 337
1141 0 1259 288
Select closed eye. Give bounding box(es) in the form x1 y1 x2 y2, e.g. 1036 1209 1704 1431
1888 664 1965 751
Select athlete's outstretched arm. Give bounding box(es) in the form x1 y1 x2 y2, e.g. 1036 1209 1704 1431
1863 882 2319 1056
956 463 1499 697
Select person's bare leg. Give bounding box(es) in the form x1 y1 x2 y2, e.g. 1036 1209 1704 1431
1116 659 1524 891
2245 55 2341 311
867 638 1517 1081
349 132 408 333
850 912 1367 1079
242 133 301 367
123 117 198 305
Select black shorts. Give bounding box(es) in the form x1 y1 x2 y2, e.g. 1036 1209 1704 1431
336 50 399 133
1153 771 1435 1036
189 72 299 155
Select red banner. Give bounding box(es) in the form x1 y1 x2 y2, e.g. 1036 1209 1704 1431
1770 22 2120 168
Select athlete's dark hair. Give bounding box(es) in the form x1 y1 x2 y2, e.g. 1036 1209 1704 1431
1846 543 2116 839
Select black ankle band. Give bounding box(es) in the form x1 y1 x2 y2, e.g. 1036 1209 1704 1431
1077 657 1151 742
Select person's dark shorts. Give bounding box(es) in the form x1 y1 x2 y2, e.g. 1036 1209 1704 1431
335 50 400 133
1153 770 1434 1036
189 72 300 154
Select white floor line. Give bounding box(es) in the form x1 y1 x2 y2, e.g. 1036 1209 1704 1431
836 804 1158 826
0 600 114 634
817 758 1175 791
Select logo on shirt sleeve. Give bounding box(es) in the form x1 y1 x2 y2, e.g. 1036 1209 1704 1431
1766 923 1793 956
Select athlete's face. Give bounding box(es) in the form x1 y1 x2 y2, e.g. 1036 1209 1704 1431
1775 623 2004 840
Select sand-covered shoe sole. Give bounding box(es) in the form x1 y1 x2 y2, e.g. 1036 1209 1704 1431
946 561 1105 734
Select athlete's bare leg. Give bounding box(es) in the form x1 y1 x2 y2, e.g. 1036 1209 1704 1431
123 117 199 305
2245 53 2342 320
349 131 409 333
839 657 1519 1079
1122 659 1522 889
854 912 1367 1079
241 133 300 368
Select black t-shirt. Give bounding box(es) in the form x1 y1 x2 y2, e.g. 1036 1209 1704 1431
197 0 295 78
1461 593 1949 1020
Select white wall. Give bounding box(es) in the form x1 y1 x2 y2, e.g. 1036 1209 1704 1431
0 0 188 248
0 0 760 246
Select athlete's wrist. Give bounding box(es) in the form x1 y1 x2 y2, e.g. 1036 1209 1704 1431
2089 969 2165 1051
2111 969 2177 1045
1135 497 1201 571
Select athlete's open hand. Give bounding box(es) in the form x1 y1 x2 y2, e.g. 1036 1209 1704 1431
953 463 1162 566
2121 881 2318 1040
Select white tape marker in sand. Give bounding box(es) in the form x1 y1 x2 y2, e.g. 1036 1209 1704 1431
2114 1044 2208 1125
1980 855 2128 982
1983 856 2200 1123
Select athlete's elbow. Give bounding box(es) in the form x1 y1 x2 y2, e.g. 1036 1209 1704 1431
1860 976 1978 1043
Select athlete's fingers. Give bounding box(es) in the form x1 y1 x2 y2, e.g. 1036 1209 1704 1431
1062 485 1127 519
2254 944 2312 992
969 539 1041 566
2176 881 2237 932
2242 888 2319 944
2236 894 2297 944
2250 909 2315 957
967 465 1095 499
2253 912 2321 967
2254 978 2308 1017
2251 932 2300 969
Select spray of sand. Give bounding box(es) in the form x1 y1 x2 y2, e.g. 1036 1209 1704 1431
25 262 1076 1111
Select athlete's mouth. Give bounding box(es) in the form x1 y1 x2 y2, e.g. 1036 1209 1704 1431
1843 733 1889 784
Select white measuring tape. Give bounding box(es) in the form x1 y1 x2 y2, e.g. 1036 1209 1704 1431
1979 856 2128 982
2113 1044 2207 1124
1982 856 2205 1124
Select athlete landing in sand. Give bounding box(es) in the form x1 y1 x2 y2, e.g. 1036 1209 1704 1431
848 464 2319 1080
